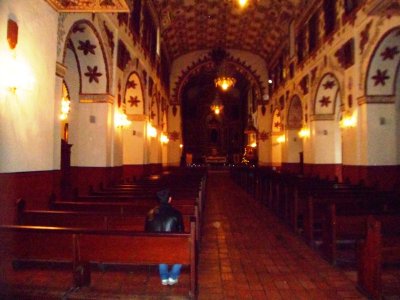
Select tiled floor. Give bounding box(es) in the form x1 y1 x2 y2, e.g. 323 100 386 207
0 170 373 299
197 170 366 300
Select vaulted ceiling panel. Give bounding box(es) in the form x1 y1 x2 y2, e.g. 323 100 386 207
153 0 302 61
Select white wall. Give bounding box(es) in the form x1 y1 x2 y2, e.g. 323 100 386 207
0 0 58 173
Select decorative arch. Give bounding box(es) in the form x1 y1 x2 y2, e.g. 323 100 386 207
287 95 303 129
62 20 109 95
172 54 266 105
313 73 341 117
125 72 144 115
366 26 400 96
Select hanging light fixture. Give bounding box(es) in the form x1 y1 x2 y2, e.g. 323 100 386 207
211 48 236 92
210 92 224 115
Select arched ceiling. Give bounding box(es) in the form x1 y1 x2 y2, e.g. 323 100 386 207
152 0 303 61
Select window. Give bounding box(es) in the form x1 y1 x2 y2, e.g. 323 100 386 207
344 0 360 15
308 12 319 52
130 0 141 37
296 29 305 63
160 47 170 89
142 5 157 64
323 0 336 36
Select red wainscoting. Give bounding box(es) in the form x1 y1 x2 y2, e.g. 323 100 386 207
123 164 162 182
70 166 123 195
0 170 61 224
303 164 342 181
342 165 400 191
281 163 301 175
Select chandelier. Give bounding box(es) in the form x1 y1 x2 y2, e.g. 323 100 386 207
210 93 224 115
214 72 236 91
211 48 236 92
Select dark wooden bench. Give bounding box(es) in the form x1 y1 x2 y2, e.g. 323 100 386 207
17 205 200 244
50 200 197 215
321 203 400 265
358 216 400 300
0 221 197 298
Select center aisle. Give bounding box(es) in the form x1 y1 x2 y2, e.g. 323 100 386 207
197 170 366 300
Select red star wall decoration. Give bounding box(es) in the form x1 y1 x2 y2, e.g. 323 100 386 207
259 131 269 142
319 96 331 107
84 66 102 83
323 80 335 89
169 131 180 141
150 110 156 120
381 46 399 60
372 69 390 86
77 40 96 55
128 96 140 107
274 121 281 129
126 80 137 89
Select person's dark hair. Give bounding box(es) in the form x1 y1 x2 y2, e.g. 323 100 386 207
156 188 170 203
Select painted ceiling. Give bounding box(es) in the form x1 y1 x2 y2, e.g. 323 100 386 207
44 0 130 12
152 0 303 61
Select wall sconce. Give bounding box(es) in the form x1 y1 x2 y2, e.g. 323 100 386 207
147 123 157 137
277 134 285 144
0 19 34 95
250 142 257 148
60 97 71 120
115 111 131 128
340 112 357 128
179 144 183 149
160 133 169 144
298 127 310 138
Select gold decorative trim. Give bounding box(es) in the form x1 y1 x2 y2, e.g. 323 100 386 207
310 114 335 121
56 62 67 78
44 0 130 12
358 95 396 105
79 93 114 104
128 114 147 121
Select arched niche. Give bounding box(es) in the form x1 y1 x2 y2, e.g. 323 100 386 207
124 72 144 115
63 20 109 95
366 26 400 97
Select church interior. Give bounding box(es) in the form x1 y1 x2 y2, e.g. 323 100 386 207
1 0 400 299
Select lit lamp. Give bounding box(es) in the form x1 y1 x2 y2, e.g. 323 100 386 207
277 134 286 143
0 19 34 95
60 97 71 120
298 127 310 138
210 92 224 115
115 111 131 128
160 133 169 144
238 0 249 7
212 48 236 92
147 123 157 137
340 112 357 128
214 75 236 92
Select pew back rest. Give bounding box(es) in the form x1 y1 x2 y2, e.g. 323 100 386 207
0 226 75 261
77 232 191 265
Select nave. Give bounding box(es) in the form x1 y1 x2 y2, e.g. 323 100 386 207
0 170 379 299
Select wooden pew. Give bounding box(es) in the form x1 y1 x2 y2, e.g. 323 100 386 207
321 203 400 265
302 188 385 245
50 200 196 215
16 205 201 244
17 209 195 232
0 221 197 298
357 216 400 300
